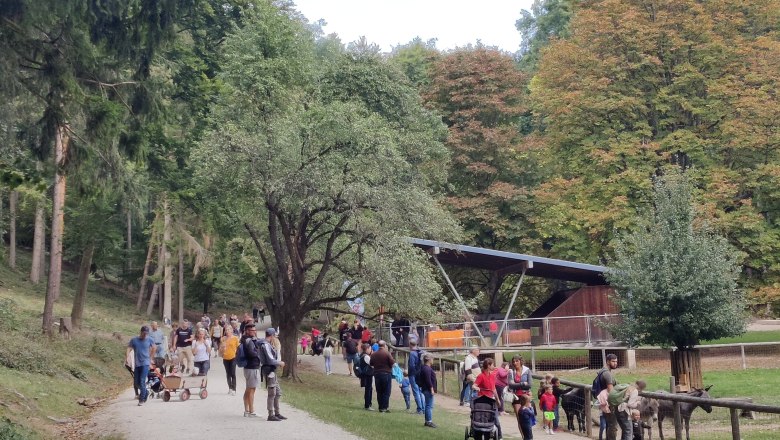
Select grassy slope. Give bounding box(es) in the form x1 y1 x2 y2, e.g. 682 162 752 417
0 251 148 439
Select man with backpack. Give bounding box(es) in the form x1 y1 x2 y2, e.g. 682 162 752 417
257 327 287 421
594 353 632 440
407 340 426 415
240 324 262 417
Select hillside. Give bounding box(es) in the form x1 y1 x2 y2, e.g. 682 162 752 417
0 250 148 439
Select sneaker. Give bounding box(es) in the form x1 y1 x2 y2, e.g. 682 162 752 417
243 411 249 417
267 415 282 421
275 413 287 420
379 409 390 413
416 410 424 415
544 427 550 434
247 412 260 418
424 421 437 428
365 407 375 411
137 401 143 406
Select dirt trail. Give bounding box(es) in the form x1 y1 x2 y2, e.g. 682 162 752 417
81 356 363 440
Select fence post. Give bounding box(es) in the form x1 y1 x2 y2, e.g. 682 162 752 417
586 316 592 345
531 348 536 372
545 318 551 345
670 376 683 440
440 358 446 394
740 344 747 370
729 408 741 440
584 386 592 438
601 348 607 367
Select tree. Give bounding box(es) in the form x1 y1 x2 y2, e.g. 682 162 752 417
424 47 535 313
0 0 179 335
516 0 574 71
606 170 746 389
193 1 459 379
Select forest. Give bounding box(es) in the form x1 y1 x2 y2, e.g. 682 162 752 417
2 0 780 374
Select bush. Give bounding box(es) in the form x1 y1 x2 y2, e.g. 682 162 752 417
0 298 18 330
0 418 35 440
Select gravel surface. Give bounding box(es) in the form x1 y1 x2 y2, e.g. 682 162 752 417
83 356 363 440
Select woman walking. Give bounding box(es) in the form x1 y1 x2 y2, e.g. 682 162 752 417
359 343 374 410
507 355 534 435
323 338 334 375
220 324 239 395
192 328 212 376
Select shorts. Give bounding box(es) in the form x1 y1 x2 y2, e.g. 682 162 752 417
544 411 555 421
244 368 261 388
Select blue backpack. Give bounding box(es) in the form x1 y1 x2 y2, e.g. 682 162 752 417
236 339 249 368
592 368 607 396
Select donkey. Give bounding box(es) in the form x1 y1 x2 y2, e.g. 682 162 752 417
560 387 587 433
639 395 660 440
657 386 713 440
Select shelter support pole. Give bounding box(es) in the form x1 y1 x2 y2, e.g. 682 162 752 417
495 264 528 346
432 254 487 346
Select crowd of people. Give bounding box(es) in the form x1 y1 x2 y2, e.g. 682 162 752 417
125 314 648 439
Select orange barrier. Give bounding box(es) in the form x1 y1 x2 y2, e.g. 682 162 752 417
427 329 465 348
505 329 531 345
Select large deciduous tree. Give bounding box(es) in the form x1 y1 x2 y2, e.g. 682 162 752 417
606 171 745 389
193 1 458 378
424 47 535 313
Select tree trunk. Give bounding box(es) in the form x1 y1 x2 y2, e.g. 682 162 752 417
43 123 70 336
136 239 155 310
126 208 132 278
8 190 17 269
486 271 506 314
146 282 160 315
30 201 46 284
670 348 703 392
162 198 172 325
178 248 185 324
279 318 302 381
71 242 95 330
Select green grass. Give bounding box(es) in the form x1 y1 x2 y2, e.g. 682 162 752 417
701 330 780 345
0 251 143 439
283 370 473 440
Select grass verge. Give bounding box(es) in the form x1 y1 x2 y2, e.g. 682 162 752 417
282 369 474 440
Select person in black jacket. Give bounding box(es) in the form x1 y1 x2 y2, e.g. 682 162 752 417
418 354 438 428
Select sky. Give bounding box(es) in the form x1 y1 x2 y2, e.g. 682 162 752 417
292 0 535 53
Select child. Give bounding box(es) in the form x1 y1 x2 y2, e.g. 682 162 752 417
400 371 411 411
597 388 610 440
550 377 569 432
538 385 557 435
538 373 553 400
631 409 648 440
323 339 334 375
300 334 310 355
519 394 536 440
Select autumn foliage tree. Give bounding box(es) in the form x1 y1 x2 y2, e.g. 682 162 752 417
528 0 780 308
424 47 538 313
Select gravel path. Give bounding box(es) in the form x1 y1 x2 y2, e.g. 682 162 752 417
83 356 363 440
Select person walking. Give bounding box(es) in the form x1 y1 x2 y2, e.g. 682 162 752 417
210 320 223 357
323 338 334 375
460 347 481 405
407 340 425 415
192 328 211 376
172 321 194 375
343 334 359 376
418 354 437 428
358 343 374 410
258 328 287 421
220 324 239 395
369 340 396 412
148 321 165 361
241 324 261 417
126 326 156 406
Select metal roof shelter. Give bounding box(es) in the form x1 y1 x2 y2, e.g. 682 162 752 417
409 238 610 346
410 238 608 284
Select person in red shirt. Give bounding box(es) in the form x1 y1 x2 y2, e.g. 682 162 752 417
473 358 503 439
539 385 557 434
361 327 372 344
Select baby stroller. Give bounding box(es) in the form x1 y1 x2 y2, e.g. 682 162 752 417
146 357 166 399
311 335 324 355
465 396 499 440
